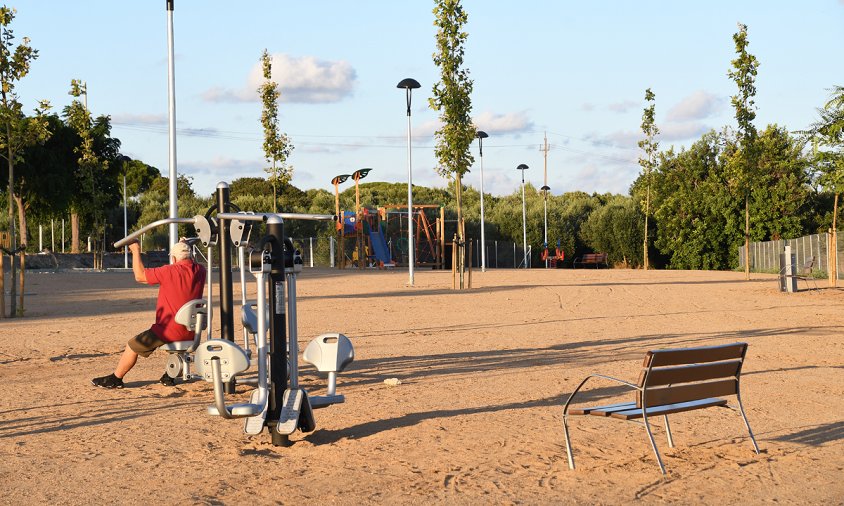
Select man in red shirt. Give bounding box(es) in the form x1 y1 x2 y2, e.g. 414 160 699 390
92 239 206 389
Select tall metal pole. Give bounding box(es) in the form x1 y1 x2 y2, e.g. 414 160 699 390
477 131 489 272
517 164 529 269
398 78 420 286
123 173 128 269
166 0 178 250
265 215 289 447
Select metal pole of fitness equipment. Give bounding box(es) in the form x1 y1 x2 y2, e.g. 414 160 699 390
216 182 235 393
517 164 529 268
398 78 421 286
476 131 489 272
266 215 290 446
166 0 179 249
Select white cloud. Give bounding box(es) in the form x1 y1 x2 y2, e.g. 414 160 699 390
580 102 595 112
473 111 533 135
585 130 640 149
112 113 167 124
201 53 357 104
607 100 638 113
659 122 711 142
665 90 726 122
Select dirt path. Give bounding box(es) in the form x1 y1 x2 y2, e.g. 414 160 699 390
1 268 842 504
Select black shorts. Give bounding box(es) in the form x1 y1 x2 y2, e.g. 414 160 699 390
127 329 166 358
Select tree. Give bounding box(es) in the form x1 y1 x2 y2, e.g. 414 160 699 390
637 88 659 270
649 132 739 270
64 79 101 255
580 196 644 267
258 49 293 213
807 87 844 230
0 6 50 317
726 23 760 279
430 0 475 287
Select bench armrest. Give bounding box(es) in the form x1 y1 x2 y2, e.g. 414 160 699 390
562 374 641 417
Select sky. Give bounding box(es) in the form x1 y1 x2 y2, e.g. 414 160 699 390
12 1 844 199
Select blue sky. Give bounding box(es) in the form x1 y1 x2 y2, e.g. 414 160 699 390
13 1 844 198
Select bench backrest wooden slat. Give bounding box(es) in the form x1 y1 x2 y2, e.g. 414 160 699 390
637 378 738 408
643 342 747 368
638 359 742 387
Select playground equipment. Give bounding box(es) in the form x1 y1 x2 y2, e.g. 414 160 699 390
381 204 445 269
114 182 354 446
541 240 565 268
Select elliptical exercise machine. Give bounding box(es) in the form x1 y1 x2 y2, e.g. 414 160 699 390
114 182 354 446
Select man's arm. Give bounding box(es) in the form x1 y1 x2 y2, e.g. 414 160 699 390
128 242 148 284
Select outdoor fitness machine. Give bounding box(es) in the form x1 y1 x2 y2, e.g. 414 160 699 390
114 182 355 446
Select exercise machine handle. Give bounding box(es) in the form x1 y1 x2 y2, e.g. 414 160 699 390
114 217 198 248
217 212 336 222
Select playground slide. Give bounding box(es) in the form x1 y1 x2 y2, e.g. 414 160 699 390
368 229 394 267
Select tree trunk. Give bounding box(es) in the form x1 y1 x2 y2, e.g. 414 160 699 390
643 181 651 270
455 173 465 289
0 251 5 318
14 195 26 316
744 196 750 281
833 193 839 288
71 212 80 253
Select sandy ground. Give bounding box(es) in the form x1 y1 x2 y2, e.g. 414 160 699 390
1 267 843 505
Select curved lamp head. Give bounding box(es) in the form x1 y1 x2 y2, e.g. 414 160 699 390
352 168 372 181
540 185 550 192
332 174 351 185
398 78 421 116
476 130 489 140
516 163 529 183
397 78 421 90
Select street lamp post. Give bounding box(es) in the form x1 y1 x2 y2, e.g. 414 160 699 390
517 164 529 269
352 168 372 269
119 155 131 269
166 0 178 250
541 185 550 268
397 78 420 286
476 130 489 272
331 174 351 269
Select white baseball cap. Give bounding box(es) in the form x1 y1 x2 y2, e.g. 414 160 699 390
170 241 191 261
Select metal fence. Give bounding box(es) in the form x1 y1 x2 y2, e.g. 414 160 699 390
739 231 842 279
287 237 532 269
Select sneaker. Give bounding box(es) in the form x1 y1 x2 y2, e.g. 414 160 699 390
92 373 124 389
159 372 176 386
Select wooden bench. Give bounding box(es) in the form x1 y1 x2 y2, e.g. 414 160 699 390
573 252 608 268
562 342 760 474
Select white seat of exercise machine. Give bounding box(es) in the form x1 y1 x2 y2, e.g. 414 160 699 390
161 298 207 353
303 333 354 373
240 302 269 336
194 339 260 417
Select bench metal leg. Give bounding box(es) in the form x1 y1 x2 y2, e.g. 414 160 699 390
664 415 675 448
736 392 760 454
563 414 576 470
642 412 666 475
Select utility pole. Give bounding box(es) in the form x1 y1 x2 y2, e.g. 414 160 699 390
540 133 550 268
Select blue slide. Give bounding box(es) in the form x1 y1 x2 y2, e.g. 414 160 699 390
368 229 394 267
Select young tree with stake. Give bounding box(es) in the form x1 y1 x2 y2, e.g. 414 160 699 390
430 0 475 289
638 88 659 270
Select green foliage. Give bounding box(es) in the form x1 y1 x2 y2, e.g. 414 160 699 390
749 125 811 241
258 49 293 212
726 23 760 200
580 196 644 267
430 0 475 181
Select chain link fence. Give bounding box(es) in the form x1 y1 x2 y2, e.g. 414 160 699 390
739 231 842 279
